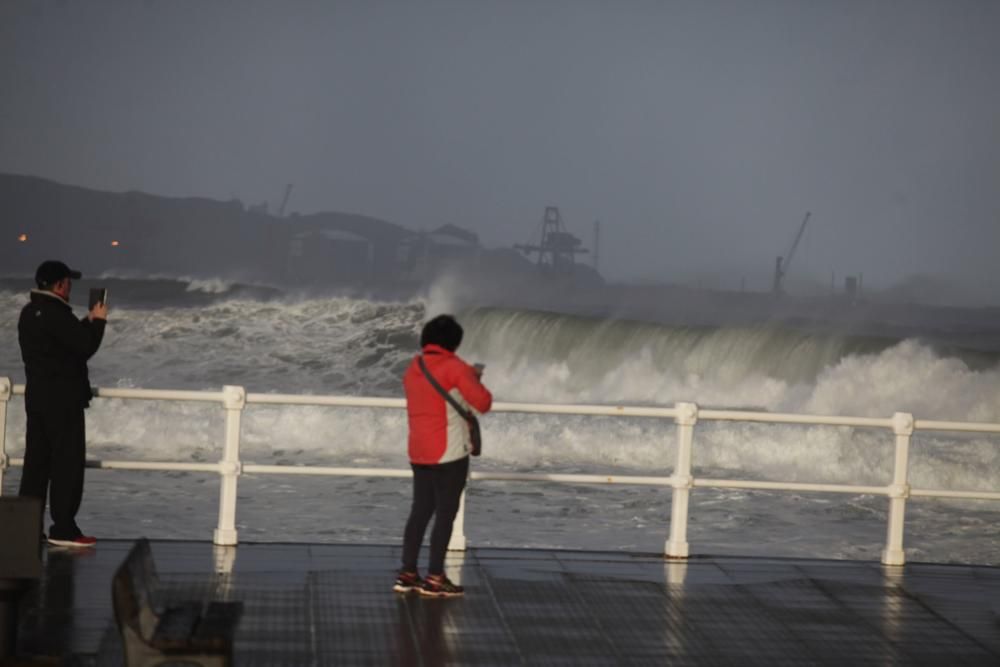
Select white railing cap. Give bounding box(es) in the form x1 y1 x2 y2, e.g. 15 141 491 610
892 412 915 436
675 402 699 426
222 385 246 410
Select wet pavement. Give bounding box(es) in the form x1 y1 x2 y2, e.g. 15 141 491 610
12 540 1000 665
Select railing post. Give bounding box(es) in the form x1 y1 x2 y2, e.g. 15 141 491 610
881 412 913 566
448 471 468 551
0 377 10 495
214 385 245 546
665 401 698 559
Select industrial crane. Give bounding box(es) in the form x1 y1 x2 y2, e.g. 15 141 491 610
772 211 811 294
277 184 294 218
514 206 588 274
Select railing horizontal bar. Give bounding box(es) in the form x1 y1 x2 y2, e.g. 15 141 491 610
9 455 1000 503
492 401 677 418
95 388 225 403
910 488 1000 501
247 394 406 408
699 410 892 428
913 420 1000 434
243 464 411 478
242 466 676 485
695 478 888 495
84 459 221 473
471 471 676 485
9 384 1000 437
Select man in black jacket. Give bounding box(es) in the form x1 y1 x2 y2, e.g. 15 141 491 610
18 260 108 547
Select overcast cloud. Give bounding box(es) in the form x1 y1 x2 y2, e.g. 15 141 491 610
1 1 998 298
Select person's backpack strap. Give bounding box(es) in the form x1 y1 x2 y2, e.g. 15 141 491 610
418 355 482 456
417 356 473 421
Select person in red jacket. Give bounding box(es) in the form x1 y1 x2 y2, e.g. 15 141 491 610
395 314 492 597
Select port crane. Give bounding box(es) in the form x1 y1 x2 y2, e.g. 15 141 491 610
277 184 294 218
514 206 588 274
772 211 811 294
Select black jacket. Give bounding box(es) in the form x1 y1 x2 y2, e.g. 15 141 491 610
18 290 106 411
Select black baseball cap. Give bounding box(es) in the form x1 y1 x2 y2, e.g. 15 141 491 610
35 260 82 288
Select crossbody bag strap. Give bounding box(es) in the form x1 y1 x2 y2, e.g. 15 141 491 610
418 356 474 422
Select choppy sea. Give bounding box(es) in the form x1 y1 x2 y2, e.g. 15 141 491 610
2 275 1000 564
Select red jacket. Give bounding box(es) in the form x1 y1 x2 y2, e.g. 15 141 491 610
403 344 493 464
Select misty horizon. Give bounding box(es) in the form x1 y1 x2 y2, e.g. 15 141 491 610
2 1 999 304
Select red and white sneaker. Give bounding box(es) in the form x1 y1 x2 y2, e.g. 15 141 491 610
392 570 424 594
419 574 464 598
47 535 97 548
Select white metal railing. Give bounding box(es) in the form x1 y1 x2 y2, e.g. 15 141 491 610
3 376 1000 565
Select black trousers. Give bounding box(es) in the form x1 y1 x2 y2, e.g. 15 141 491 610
402 456 469 576
19 406 87 540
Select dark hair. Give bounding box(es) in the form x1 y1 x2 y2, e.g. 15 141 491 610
420 314 463 351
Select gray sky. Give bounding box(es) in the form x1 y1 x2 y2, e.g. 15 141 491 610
2 1 998 297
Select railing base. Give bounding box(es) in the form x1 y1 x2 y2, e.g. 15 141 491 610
213 528 238 547
665 541 689 559
881 549 905 566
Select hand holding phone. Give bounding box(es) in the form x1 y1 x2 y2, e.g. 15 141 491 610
88 288 109 320
472 362 485 377
89 288 108 309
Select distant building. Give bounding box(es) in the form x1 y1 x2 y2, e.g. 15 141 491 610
398 224 481 280
286 229 374 283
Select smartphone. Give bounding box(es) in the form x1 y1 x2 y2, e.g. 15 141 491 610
89 288 108 309
473 363 486 373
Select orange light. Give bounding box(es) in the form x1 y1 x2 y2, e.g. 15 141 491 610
17 233 27 242
111 240 120 247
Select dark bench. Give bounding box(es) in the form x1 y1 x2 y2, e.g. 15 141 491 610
0 497 43 661
112 538 243 667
